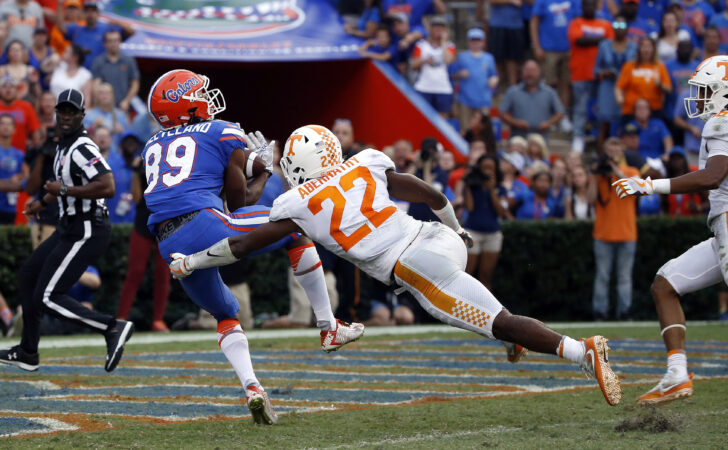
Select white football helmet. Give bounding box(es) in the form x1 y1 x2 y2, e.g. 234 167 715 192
684 55 728 121
280 125 343 187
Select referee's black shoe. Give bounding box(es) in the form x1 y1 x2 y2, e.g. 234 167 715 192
105 320 134 372
0 345 39 371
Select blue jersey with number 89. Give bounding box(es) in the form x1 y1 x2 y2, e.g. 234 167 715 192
142 119 247 230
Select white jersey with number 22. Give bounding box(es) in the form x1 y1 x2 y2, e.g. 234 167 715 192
269 149 422 283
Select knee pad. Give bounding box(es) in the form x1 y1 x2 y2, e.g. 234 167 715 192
288 243 322 276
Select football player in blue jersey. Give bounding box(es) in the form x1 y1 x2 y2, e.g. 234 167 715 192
144 69 365 424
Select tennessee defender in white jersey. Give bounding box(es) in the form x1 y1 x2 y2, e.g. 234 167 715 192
613 55 728 405
172 125 623 406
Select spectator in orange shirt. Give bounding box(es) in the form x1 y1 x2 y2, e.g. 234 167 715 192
0 74 41 151
615 36 672 123
568 0 614 153
588 137 639 320
49 0 83 56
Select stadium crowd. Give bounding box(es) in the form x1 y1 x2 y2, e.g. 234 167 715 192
1 0 727 336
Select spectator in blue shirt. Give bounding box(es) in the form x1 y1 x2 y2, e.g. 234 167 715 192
93 125 135 224
594 15 637 146
701 23 722 57
630 97 673 160
708 2 728 51
638 0 667 30
673 90 705 166
682 0 715 41
54 1 134 70
344 0 382 39
381 0 445 30
489 0 527 85
358 25 396 64
531 0 576 110
515 168 556 220
663 39 699 124
623 0 658 41
0 113 24 224
451 27 498 133
83 82 130 149
389 12 424 75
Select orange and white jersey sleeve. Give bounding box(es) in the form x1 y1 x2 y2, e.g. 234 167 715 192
270 149 422 283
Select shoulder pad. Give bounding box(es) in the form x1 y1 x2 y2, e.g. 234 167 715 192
703 115 728 139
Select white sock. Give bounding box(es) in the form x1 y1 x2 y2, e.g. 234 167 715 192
289 243 336 331
557 336 585 364
218 321 259 389
667 350 688 379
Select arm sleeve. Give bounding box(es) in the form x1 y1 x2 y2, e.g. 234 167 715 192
216 123 247 164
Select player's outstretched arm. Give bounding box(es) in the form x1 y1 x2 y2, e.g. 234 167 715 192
386 170 473 247
170 219 302 278
614 155 728 198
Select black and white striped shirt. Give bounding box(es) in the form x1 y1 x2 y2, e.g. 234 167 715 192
52 127 111 218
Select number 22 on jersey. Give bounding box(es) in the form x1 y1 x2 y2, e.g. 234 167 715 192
308 166 396 252
144 136 197 194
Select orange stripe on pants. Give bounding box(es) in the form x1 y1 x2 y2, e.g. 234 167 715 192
393 261 492 329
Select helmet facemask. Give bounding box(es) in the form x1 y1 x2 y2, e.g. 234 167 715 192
685 80 728 121
182 75 226 120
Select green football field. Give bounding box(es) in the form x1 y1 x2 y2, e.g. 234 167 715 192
0 322 726 448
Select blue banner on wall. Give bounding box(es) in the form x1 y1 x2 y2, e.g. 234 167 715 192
100 0 362 61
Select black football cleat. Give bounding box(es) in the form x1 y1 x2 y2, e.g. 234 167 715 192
0 345 39 371
104 320 134 372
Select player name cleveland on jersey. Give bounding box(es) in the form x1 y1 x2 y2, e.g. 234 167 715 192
142 119 247 230
270 149 422 283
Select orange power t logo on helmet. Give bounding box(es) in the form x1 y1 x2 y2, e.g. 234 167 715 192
286 134 304 156
718 61 728 81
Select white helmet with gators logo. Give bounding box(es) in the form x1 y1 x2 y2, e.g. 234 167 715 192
280 125 343 187
685 55 728 121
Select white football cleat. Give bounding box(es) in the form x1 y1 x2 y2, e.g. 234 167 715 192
638 370 693 405
321 319 365 353
246 385 278 425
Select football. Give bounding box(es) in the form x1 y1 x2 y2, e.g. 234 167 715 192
244 149 268 178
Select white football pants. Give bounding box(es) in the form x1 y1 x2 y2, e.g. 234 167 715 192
657 211 728 295
393 222 504 339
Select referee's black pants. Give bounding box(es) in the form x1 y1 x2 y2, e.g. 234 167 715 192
18 215 114 354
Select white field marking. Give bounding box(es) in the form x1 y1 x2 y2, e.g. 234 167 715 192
0 417 79 438
323 408 728 449
1 321 720 350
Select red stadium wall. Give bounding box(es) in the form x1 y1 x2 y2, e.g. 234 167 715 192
137 59 465 160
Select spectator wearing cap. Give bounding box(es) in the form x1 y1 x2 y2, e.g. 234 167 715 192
0 114 26 224
0 74 40 151
629 97 673 160
0 0 45 50
116 130 170 332
462 154 509 288
568 0 614 153
411 16 455 119
488 0 526 86
616 36 671 123
49 43 92 103
587 136 639 320
673 89 705 166
54 0 134 70
530 0 576 113
358 25 396 65
344 0 382 39
594 15 637 148
681 0 715 41
389 12 424 75
708 2 728 52
91 29 139 114
0 40 40 102
382 0 445 31
500 59 565 138
83 82 129 150
621 0 657 42
28 26 58 92
620 122 651 174
451 28 498 133
49 0 84 57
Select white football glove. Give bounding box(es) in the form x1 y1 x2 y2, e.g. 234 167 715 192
246 130 275 173
169 252 193 279
612 176 654 199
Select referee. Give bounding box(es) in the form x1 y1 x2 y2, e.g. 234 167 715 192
0 89 134 372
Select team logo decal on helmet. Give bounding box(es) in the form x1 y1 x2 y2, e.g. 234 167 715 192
281 125 343 187
147 69 226 128
684 55 728 121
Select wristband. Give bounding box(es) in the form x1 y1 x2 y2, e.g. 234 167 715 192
245 152 258 178
432 202 461 232
652 178 670 194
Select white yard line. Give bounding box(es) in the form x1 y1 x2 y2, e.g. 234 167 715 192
0 321 721 350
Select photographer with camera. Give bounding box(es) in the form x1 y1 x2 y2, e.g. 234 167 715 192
588 137 640 321
463 154 509 289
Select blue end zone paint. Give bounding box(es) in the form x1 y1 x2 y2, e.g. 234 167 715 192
0 417 47 435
